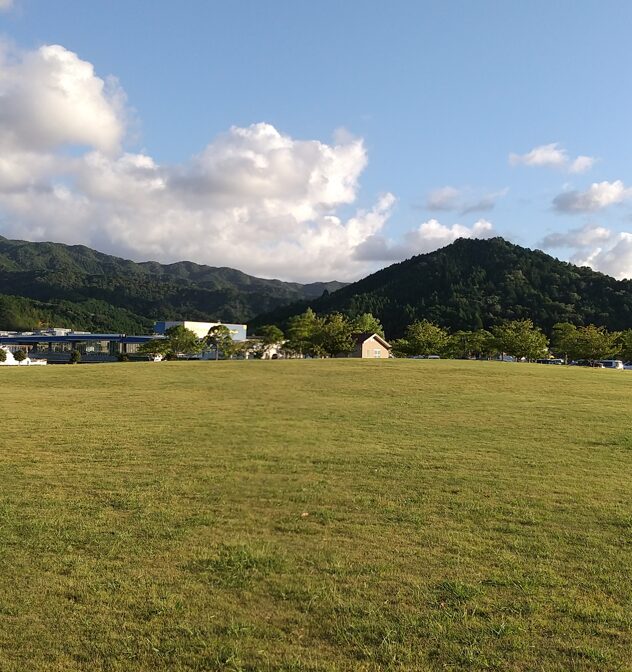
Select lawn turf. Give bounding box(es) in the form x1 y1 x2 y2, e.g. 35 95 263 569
1 360 631 671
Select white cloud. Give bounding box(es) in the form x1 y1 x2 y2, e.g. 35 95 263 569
569 156 595 174
0 0 14 11
406 218 493 250
540 223 632 279
571 232 632 280
539 223 612 249
509 143 594 173
426 185 507 214
510 143 567 169
426 186 460 210
0 44 125 153
552 180 632 213
0 43 411 282
354 218 494 262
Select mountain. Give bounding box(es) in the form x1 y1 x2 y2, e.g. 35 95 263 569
0 236 345 333
251 237 632 337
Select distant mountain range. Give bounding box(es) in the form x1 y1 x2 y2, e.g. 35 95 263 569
0 236 345 332
2 235 632 337
252 237 632 337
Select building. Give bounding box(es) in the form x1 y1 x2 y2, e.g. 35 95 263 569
0 321 249 363
0 329 162 363
154 321 247 341
347 332 391 359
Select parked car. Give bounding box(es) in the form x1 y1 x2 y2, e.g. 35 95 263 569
536 358 564 365
599 360 624 370
624 362 632 370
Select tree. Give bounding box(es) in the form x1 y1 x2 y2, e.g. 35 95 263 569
164 325 202 357
491 319 548 361
393 320 449 357
444 329 495 359
314 313 354 357
573 325 620 361
620 330 632 362
551 323 580 363
472 330 496 359
351 313 384 337
258 325 284 346
138 338 170 359
231 339 257 359
286 308 323 356
69 349 81 364
0 348 6 363
13 349 27 363
205 325 234 360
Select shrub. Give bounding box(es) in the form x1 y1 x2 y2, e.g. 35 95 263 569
69 350 81 364
117 352 130 362
13 349 27 363
0 349 6 363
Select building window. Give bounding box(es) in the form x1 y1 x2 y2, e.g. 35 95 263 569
374 349 381 358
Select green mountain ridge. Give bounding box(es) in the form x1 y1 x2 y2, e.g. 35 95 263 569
3 235 632 337
252 237 632 337
0 235 345 332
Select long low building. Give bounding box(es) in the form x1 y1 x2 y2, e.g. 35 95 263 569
0 321 249 363
0 329 162 363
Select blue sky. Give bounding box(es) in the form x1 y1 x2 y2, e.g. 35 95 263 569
1 0 632 281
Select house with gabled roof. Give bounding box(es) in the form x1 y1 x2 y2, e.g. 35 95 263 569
346 332 391 359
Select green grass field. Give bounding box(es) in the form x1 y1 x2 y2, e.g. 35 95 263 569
1 360 631 671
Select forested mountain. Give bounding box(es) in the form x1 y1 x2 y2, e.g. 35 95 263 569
0 236 345 332
4 235 632 337
252 237 632 337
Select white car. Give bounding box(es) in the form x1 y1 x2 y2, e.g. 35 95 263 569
623 361 632 370
599 360 624 370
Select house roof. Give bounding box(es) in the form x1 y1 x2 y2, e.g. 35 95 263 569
351 332 391 349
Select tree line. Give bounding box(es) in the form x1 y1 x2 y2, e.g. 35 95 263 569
137 312 384 359
136 312 632 362
396 319 631 361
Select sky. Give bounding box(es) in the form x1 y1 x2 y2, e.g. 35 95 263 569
1 1 632 282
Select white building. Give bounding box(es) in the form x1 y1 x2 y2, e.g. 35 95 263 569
154 321 247 341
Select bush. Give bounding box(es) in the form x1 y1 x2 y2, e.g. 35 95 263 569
13 349 27 363
117 352 130 362
69 349 81 364
0 349 6 363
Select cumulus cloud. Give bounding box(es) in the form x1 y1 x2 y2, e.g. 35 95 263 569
354 218 494 262
0 44 125 153
539 223 612 249
426 185 507 215
539 223 632 280
509 143 594 173
552 180 632 213
571 232 632 279
0 43 413 281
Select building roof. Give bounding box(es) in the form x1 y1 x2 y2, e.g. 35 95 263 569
351 332 391 349
0 333 163 344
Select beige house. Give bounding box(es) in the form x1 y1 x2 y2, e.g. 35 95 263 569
348 332 391 359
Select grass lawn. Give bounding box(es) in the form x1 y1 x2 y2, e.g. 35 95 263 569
1 359 631 671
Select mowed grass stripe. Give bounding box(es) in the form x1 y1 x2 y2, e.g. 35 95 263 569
1 360 631 671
